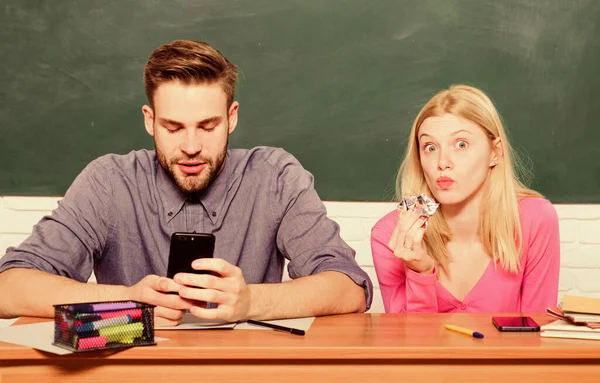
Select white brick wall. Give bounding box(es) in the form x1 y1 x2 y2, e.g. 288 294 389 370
1 197 599 315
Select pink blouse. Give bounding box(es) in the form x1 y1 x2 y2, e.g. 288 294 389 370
370 197 560 313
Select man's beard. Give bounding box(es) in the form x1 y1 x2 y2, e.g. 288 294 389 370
156 138 228 194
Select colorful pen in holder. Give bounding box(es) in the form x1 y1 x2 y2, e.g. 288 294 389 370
53 300 155 352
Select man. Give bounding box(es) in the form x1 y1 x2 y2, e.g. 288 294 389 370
0 40 372 325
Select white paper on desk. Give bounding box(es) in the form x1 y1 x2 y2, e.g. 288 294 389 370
235 317 315 331
0 321 168 355
0 318 18 329
155 313 236 330
0 322 71 355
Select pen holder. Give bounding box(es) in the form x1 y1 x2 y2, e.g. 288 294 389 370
53 300 156 352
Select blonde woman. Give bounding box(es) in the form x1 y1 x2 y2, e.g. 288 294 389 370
371 85 559 313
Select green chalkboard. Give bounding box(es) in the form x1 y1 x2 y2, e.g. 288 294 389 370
1 1 599 201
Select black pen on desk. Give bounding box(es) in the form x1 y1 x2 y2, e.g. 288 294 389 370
247 319 305 336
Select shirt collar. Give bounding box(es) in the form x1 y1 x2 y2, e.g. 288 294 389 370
155 150 235 223
156 155 188 222
196 150 234 220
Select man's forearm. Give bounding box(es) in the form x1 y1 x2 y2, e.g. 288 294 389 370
247 271 366 320
0 268 130 319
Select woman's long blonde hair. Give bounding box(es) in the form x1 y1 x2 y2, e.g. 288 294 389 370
396 85 541 274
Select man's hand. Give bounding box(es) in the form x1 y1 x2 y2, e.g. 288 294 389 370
128 275 194 327
174 258 251 322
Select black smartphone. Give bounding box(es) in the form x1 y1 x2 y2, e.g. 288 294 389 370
492 316 540 332
166 232 215 279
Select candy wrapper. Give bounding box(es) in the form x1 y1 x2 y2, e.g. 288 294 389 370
397 194 439 219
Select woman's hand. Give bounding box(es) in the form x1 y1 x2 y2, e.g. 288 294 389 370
387 207 435 274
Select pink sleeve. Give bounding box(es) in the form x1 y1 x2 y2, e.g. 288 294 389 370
371 215 439 313
520 199 560 312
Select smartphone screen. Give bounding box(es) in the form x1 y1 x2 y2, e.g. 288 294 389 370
166 232 215 279
492 316 540 332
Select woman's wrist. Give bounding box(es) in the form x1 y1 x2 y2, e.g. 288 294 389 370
406 260 435 275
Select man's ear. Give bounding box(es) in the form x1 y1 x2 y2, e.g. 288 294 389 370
490 137 503 167
142 105 155 136
227 101 239 135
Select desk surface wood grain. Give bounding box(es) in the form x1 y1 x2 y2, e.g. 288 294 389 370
1 313 599 361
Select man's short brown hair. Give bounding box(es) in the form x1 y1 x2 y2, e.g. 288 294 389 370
144 40 238 108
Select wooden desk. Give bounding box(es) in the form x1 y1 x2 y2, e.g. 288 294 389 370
1 313 599 382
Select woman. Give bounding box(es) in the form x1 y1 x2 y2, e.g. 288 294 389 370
371 85 559 313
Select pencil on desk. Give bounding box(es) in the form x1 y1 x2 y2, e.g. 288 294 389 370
247 319 305 336
445 324 484 339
